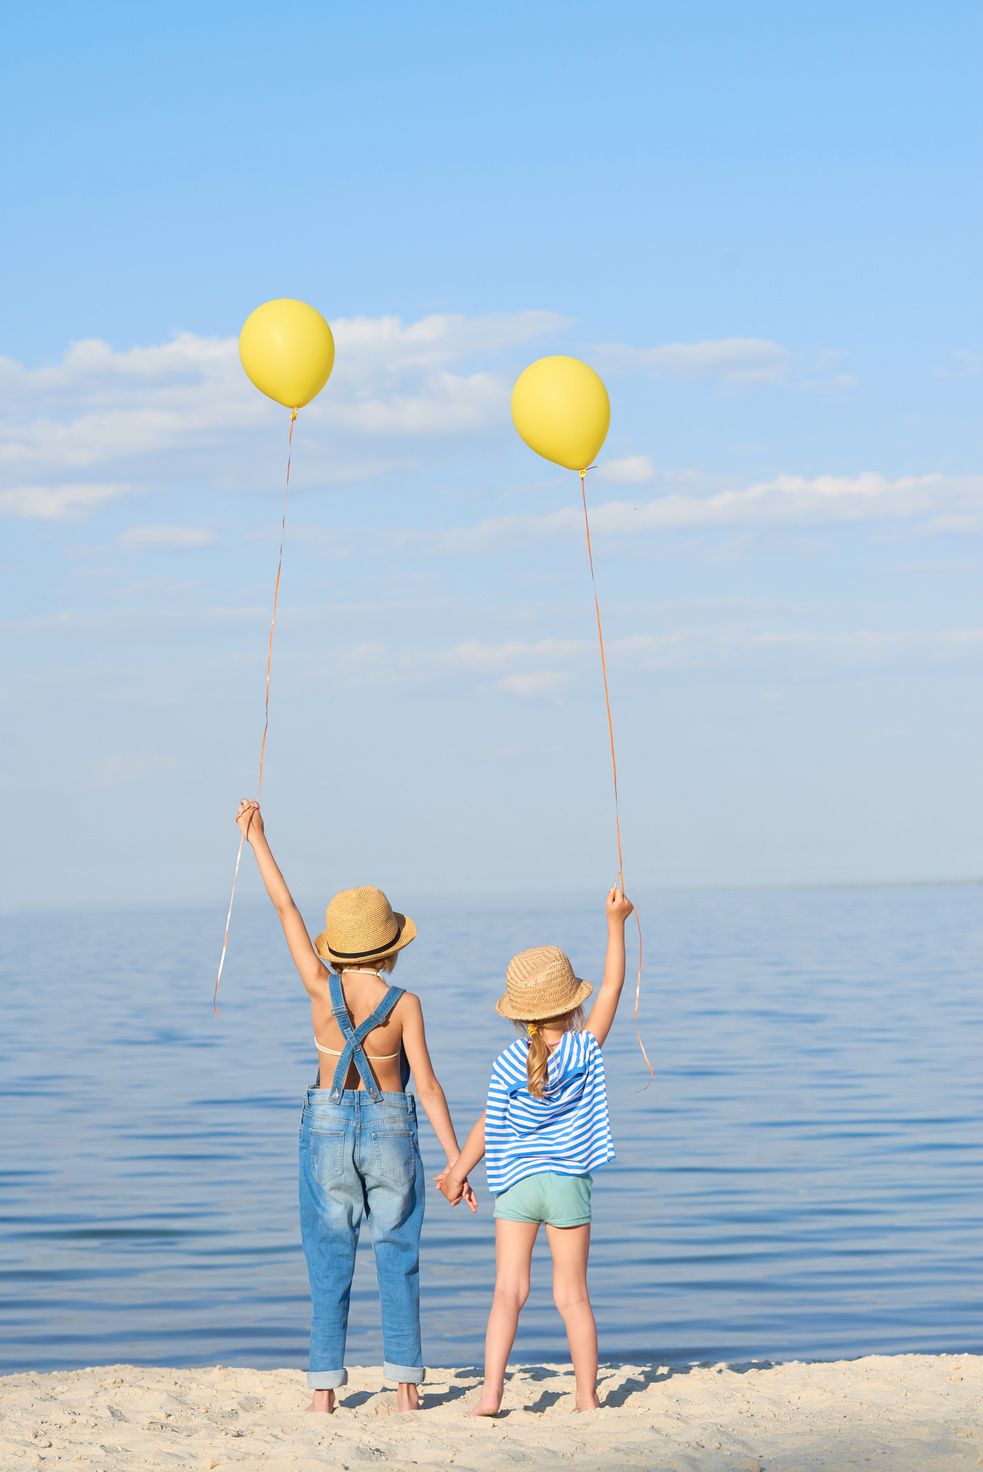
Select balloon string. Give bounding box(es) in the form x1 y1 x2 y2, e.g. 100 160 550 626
214 408 298 1016
580 467 652 1088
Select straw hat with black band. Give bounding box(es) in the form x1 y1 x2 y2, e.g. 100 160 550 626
314 886 416 965
496 945 593 1021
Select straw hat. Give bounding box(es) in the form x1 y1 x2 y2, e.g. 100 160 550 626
314 886 416 964
496 945 593 1021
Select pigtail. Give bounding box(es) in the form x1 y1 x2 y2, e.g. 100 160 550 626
514 1006 586 1100
525 1023 551 1100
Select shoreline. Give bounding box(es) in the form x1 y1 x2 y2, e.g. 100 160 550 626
1 1353 979 1470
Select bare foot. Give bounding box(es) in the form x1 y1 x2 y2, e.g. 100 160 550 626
467 1391 503 1417
397 1383 421 1413
305 1389 335 1413
574 1391 601 1412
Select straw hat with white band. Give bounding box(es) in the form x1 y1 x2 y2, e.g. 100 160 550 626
314 886 416 965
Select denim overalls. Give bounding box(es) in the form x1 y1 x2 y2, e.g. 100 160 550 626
298 974 425 1389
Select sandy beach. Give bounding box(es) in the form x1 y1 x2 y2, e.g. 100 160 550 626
0 1354 979 1471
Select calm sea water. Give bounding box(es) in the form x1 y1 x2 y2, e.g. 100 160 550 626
1 886 981 1374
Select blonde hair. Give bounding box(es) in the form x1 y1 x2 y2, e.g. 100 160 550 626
516 1005 585 1100
330 953 399 976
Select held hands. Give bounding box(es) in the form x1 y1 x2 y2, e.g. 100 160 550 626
606 886 633 924
236 799 263 843
434 1162 478 1213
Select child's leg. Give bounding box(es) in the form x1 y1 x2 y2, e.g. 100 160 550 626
299 1104 362 1412
544 1223 598 1411
468 1220 539 1417
363 1115 427 1413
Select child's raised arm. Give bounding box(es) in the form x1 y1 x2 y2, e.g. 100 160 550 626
236 800 328 996
585 887 634 1048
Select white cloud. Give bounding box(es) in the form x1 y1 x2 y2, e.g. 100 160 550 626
795 372 860 394
610 627 983 673
953 350 982 376
291 623 983 695
592 337 790 385
8 601 983 695
596 456 656 484
935 349 982 379
330 310 566 382
496 670 572 697
590 337 857 392
118 525 217 550
603 471 983 529
409 471 983 554
0 333 249 470
430 637 584 673
0 310 568 515
0 315 868 522
1 605 266 639
289 635 591 696
0 482 130 520
927 513 983 534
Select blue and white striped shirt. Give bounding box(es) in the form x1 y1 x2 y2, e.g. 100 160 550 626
484 1030 615 1194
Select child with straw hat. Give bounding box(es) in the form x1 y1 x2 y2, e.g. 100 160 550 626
236 800 476 1414
436 886 634 1415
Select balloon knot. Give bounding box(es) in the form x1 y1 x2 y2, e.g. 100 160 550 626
290 408 298 420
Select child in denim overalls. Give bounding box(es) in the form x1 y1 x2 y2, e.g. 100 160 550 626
237 800 476 1413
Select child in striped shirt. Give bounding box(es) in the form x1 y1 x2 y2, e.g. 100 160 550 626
437 887 634 1415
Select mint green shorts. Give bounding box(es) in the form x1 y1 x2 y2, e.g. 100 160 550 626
493 1171 593 1227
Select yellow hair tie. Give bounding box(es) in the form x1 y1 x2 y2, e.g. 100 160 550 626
527 1024 538 1037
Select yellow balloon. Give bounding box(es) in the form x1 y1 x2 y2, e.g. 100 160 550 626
239 298 335 409
511 355 610 472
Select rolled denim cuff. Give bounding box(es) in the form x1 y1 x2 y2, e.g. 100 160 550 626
307 1367 348 1390
383 1361 425 1385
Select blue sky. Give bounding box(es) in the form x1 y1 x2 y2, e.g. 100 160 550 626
2 0 981 910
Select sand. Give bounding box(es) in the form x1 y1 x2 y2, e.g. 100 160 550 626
0 1355 980 1471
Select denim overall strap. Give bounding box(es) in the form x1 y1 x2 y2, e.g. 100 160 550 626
326 973 406 1103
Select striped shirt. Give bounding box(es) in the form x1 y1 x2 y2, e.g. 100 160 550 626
484 1030 615 1194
